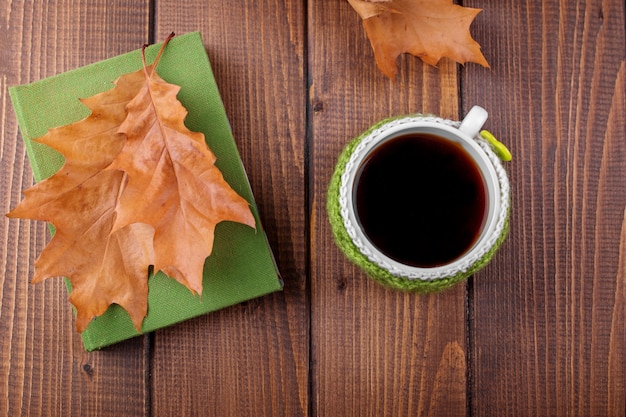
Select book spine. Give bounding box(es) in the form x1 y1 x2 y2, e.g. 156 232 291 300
8 86 47 182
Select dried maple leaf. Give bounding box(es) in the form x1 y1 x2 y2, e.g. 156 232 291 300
19 171 155 332
347 0 490 79
7 68 152 332
107 42 256 295
8 34 255 332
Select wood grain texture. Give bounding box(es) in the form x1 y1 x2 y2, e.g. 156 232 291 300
0 2 150 416
150 2 309 416
1 1 625 416
463 1 626 416
309 2 467 416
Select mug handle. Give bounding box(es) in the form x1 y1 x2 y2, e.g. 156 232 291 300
458 106 488 138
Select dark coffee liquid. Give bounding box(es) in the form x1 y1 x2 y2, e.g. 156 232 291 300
354 133 487 267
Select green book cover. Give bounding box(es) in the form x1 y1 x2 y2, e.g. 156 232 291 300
8 32 283 351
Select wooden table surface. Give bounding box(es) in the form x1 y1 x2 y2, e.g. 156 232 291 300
1 1 624 416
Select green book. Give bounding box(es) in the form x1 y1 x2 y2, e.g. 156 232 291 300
9 32 283 351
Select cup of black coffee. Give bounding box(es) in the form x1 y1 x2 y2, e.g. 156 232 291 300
337 106 509 284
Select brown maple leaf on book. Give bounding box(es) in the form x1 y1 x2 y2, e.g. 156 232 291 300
7 34 255 332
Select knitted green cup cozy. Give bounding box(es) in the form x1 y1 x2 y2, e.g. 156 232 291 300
327 115 510 293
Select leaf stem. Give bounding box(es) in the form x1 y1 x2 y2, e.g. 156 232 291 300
142 32 175 78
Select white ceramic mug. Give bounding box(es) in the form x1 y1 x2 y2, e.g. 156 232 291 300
338 106 509 281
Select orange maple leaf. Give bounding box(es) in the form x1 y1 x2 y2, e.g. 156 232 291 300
7 68 152 332
347 0 490 79
8 34 255 332
107 41 256 296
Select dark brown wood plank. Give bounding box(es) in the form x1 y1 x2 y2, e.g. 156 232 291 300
310 2 468 416
0 2 150 416
463 1 626 415
150 2 309 416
